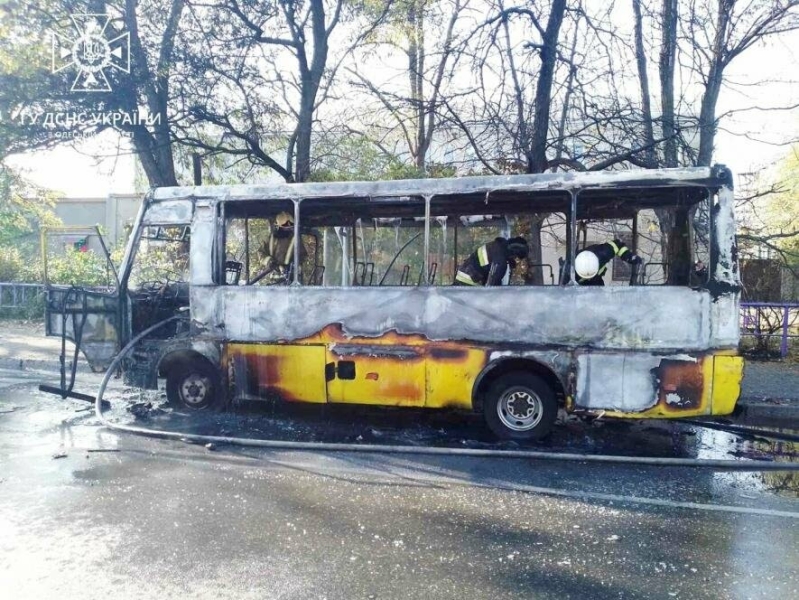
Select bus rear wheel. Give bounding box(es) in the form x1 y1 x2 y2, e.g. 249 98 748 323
166 360 222 411
483 373 557 441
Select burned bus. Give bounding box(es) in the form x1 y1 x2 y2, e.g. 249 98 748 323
43 165 743 440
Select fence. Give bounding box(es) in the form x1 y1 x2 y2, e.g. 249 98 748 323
740 302 799 359
0 282 44 312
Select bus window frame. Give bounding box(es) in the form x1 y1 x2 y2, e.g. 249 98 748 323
571 185 716 288
214 180 725 290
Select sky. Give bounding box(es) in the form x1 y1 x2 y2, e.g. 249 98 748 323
5 12 799 198
712 29 799 176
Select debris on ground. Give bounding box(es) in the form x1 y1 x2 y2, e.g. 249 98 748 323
127 402 167 420
52 451 67 459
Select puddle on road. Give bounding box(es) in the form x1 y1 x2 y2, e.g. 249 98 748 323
694 426 799 498
9 384 799 498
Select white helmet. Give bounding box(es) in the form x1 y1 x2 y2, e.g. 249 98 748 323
575 250 600 279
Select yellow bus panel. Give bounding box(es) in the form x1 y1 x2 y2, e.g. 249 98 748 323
326 350 426 406
711 355 744 415
426 346 487 409
228 343 327 403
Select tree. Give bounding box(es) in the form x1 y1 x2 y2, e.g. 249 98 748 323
687 0 799 166
627 0 799 168
347 0 469 174
738 146 799 275
120 0 185 186
175 0 393 183
0 163 60 281
0 0 188 186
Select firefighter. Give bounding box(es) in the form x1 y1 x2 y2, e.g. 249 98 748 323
257 211 306 283
454 236 529 286
574 238 641 286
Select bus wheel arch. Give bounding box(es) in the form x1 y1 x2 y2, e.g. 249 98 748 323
473 358 564 440
160 350 224 410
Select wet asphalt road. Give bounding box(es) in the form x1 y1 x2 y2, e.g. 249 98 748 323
1 367 799 600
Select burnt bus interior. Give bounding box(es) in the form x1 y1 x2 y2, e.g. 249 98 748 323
219 184 713 289
106 182 718 339
125 224 192 337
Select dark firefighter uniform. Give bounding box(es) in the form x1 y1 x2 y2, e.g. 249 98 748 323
454 237 528 286
577 238 641 286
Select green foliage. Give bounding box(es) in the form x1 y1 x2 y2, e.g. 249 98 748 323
0 164 60 247
0 164 60 282
309 136 416 182
768 147 799 267
308 135 459 182
45 247 115 286
0 245 41 282
0 245 24 281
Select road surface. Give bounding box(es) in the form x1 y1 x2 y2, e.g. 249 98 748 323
1 367 798 599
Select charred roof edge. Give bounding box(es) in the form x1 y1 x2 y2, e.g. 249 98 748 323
148 165 729 203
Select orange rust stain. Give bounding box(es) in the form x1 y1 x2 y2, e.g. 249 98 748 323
292 323 429 346
378 381 425 404
230 326 489 410
295 323 482 356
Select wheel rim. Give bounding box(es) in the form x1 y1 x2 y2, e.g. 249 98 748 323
179 373 212 407
497 386 544 432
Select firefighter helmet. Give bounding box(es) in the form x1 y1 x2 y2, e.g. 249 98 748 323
575 250 600 279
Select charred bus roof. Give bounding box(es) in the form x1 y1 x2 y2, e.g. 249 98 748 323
146 165 732 223
149 165 732 203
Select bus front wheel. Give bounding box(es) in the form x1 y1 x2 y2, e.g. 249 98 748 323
483 373 557 441
166 360 222 411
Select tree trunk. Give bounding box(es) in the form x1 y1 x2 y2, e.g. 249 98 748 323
523 216 546 285
124 0 180 187
294 90 315 183
408 1 427 172
132 129 177 187
697 4 731 167
499 11 529 171
697 65 723 166
415 1 426 172
659 0 678 167
529 0 567 174
293 0 329 182
632 0 656 166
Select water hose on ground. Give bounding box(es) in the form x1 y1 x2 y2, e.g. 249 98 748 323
684 419 799 443
95 317 799 472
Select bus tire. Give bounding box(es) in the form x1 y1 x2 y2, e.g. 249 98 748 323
165 359 222 411
483 373 557 441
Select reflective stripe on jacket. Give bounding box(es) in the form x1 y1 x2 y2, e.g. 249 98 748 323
577 238 634 284
456 238 510 286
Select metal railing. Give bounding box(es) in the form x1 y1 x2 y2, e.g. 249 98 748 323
0 282 44 310
740 302 799 359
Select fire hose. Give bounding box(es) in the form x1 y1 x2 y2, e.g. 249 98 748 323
95 317 799 471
